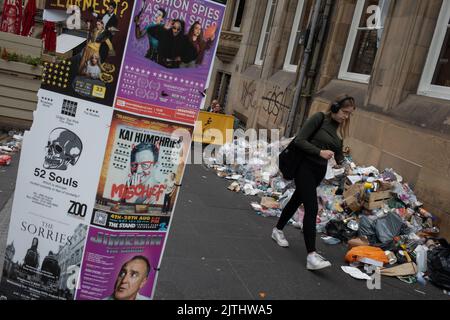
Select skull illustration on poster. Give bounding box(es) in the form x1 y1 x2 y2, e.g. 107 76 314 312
44 128 83 171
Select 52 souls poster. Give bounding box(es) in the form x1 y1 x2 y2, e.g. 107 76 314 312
92 111 192 232
0 91 112 300
42 0 135 106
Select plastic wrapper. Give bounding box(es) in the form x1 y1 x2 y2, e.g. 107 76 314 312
354 166 379 176
392 182 420 208
278 189 295 209
322 236 342 245
260 208 282 218
243 184 260 196
270 177 289 193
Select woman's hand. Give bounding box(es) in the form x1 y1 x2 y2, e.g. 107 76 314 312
320 150 335 160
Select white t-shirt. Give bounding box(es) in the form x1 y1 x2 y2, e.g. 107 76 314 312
165 179 176 194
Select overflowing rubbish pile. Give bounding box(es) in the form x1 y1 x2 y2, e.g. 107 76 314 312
0 130 23 166
205 139 450 292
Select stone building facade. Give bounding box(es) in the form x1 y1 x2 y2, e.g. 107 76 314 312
207 0 308 132
208 0 450 237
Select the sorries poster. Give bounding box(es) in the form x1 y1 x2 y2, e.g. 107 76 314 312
0 210 88 300
93 111 192 231
42 0 135 107
0 90 113 300
115 0 225 123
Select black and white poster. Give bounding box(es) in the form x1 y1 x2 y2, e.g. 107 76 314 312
0 90 113 300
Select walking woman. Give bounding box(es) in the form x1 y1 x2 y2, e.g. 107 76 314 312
272 95 356 271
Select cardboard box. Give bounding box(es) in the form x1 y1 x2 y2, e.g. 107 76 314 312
363 191 392 210
261 197 280 209
343 183 365 212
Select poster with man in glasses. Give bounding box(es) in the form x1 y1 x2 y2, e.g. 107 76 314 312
92 111 192 231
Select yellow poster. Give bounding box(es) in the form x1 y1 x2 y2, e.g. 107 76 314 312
193 111 235 145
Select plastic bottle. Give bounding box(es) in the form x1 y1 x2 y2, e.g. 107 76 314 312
414 245 429 274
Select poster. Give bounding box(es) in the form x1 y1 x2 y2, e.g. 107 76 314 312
93 111 192 231
11 90 113 225
41 0 135 106
115 0 225 123
0 199 88 300
193 110 235 145
75 227 165 300
2 0 227 301
0 89 115 299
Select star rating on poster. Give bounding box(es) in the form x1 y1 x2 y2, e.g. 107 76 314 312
121 65 206 104
40 96 53 103
42 61 71 89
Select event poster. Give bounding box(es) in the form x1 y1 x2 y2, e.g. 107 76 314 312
0 196 88 300
0 89 113 300
41 0 135 106
9 90 113 225
115 0 225 123
93 111 192 231
75 227 165 300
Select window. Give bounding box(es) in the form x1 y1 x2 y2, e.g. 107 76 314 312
233 112 247 131
212 71 232 108
255 0 278 65
418 0 450 100
284 0 308 72
231 0 246 32
339 0 390 83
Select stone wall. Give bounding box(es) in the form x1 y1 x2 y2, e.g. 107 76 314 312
207 0 300 131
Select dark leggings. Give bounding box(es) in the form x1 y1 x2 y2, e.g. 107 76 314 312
162 194 171 213
276 159 327 253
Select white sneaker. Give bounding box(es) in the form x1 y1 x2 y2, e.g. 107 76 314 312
307 252 332 271
272 228 289 248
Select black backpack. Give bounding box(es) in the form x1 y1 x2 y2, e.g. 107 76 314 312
279 112 325 180
427 239 450 290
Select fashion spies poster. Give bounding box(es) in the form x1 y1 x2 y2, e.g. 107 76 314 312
115 0 225 123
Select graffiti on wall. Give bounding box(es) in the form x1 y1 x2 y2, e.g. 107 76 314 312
240 80 257 110
261 85 290 125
